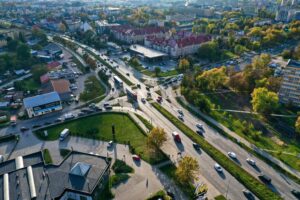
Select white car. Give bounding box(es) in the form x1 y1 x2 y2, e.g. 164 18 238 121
228 152 237 159
108 140 113 147
196 123 204 130
246 158 256 166
214 163 223 172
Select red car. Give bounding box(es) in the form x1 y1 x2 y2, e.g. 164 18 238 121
172 132 181 143
132 154 141 161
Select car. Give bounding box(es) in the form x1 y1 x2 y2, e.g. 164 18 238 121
141 98 146 103
196 123 204 130
94 106 103 112
246 158 256 166
178 115 184 121
78 112 85 116
291 189 300 199
108 140 113 147
258 174 272 183
44 121 52 126
196 129 203 135
20 127 29 132
193 143 200 150
214 163 223 172
177 109 183 115
126 73 130 76
172 131 181 143
137 84 141 88
228 152 237 159
55 118 63 123
157 98 162 103
132 154 141 161
242 189 255 200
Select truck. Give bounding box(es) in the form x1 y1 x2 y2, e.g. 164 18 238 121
172 131 181 143
59 128 70 141
113 75 123 87
64 113 75 120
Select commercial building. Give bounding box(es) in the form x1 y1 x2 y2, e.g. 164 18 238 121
129 44 167 62
0 151 111 200
43 79 72 101
23 92 62 118
279 60 300 106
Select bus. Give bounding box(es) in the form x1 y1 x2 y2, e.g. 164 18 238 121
59 129 70 141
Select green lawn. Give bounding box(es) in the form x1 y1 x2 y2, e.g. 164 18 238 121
152 102 281 200
16 78 40 92
110 173 130 187
35 113 166 164
80 76 106 102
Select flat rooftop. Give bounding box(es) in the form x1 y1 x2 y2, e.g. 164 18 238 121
0 151 110 200
130 44 167 59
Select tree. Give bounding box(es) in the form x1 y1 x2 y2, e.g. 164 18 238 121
251 87 279 115
295 116 300 136
148 127 167 148
31 65 47 83
7 39 19 51
196 66 228 91
178 58 190 71
175 156 199 185
198 41 221 61
154 67 161 76
16 43 31 60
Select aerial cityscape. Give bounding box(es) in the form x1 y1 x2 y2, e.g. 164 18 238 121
0 0 300 199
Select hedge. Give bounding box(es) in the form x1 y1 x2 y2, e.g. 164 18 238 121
151 102 282 200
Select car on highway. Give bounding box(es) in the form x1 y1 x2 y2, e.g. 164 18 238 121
126 73 130 76
55 118 63 123
291 189 300 199
132 154 141 162
20 127 29 132
246 158 256 166
196 129 204 136
258 174 272 184
177 109 183 115
193 143 200 150
108 140 113 148
196 123 204 130
228 152 237 159
157 97 162 103
214 163 223 172
141 98 146 103
178 115 184 121
242 189 255 200
172 131 181 143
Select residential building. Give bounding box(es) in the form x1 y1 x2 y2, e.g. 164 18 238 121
23 91 62 118
0 151 111 200
144 31 211 57
279 60 300 106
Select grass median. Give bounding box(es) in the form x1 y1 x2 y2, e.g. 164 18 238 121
35 112 166 164
151 102 282 200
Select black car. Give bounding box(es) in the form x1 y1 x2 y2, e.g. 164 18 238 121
193 143 200 150
291 189 300 199
196 129 203 136
20 127 29 132
242 189 255 200
258 174 272 184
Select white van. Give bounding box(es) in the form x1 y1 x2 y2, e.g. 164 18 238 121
59 129 70 141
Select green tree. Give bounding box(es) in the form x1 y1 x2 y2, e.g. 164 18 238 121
7 39 19 51
295 116 300 136
147 127 167 157
178 58 190 71
31 65 47 83
251 87 279 115
16 43 31 60
175 156 199 185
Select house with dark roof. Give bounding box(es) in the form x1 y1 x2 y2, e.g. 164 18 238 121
23 92 62 118
0 151 111 200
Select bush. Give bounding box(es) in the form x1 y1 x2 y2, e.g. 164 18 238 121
112 159 134 174
214 195 227 200
43 149 53 164
110 173 130 186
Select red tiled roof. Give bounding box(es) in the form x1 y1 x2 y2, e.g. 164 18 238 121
50 79 70 94
47 61 61 70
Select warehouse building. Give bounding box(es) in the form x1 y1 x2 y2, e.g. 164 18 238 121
0 151 111 200
23 92 62 118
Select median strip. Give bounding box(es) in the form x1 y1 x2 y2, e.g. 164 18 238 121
151 102 282 200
